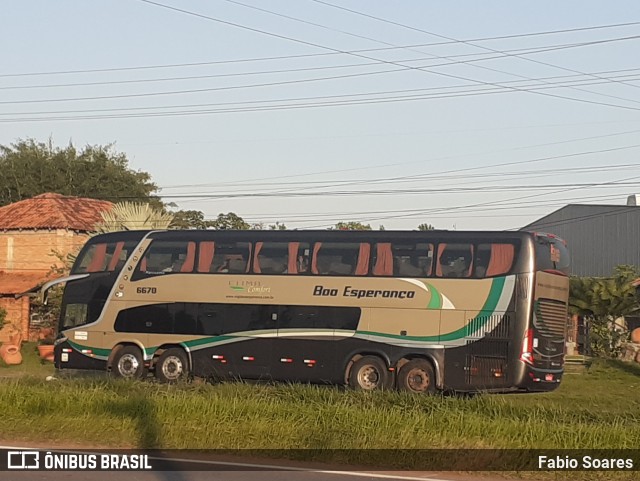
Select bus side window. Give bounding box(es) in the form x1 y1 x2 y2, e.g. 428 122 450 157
211 242 251 273
295 244 310 274
253 242 289 274
475 244 491 278
483 243 515 277
312 242 369 276
134 241 193 277
388 242 433 277
437 243 474 278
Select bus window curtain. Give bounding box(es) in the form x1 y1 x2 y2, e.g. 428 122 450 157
245 244 252 273
311 243 322 274
107 242 124 272
486 243 514 276
87 243 108 273
436 243 447 277
355 243 370 275
181 242 196 272
287 242 299 274
373 243 393 276
197 241 215 272
465 245 475 277
253 242 263 273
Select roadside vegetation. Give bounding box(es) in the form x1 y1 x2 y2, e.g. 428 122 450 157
1 356 639 478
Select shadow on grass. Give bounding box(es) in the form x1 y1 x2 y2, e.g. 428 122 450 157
602 358 640 377
102 385 188 480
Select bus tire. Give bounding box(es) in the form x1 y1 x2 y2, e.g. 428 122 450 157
155 348 189 383
397 359 436 394
348 356 390 391
111 346 146 379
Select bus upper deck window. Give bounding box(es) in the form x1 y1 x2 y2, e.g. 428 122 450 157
253 242 289 274
211 242 251 273
312 243 370 276
474 244 514 278
437 243 474 278
398 243 432 277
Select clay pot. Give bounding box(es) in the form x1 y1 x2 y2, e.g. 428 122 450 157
37 345 55 362
631 328 640 344
0 344 23 365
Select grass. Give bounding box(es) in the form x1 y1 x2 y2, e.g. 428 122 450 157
0 342 55 378
1 349 639 478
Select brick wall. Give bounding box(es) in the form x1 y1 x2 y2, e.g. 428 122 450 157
0 296 29 344
0 229 88 344
0 229 89 272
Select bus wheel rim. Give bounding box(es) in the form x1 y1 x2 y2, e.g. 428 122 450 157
357 365 380 389
162 356 184 380
118 354 139 377
406 367 429 392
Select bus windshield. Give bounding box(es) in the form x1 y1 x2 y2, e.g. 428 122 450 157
72 238 141 274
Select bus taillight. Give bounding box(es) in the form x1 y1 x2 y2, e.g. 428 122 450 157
520 328 535 365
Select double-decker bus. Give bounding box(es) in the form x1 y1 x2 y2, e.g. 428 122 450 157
44 229 569 393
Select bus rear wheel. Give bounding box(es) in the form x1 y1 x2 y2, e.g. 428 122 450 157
397 359 436 394
348 356 390 391
155 348 189 383
111 346 146 379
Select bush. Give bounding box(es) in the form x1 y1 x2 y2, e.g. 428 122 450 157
587 316 629 358
0 307 6 331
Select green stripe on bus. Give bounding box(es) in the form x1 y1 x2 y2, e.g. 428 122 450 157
426 283 442 309
439 276 505 341
67 340 111 358
182 336 235 349
358 276 507 343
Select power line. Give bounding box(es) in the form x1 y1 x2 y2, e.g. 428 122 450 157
3 20 639 78
5 74 640 123
5 36 639 109
310 0 640 95
303 174 640 228
5 69 640 119
3 41 632 92
134 0 640 113
239 192 636 223
154 127 640 188
228 0 640 107
160 162 640 191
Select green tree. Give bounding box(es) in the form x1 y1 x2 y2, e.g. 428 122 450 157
0 138 160 207
209 212 251 230
333 221 372 230
0 306 6 331
170 210 214 229
569 265 640 357
268 222 287 230
417 223 435 231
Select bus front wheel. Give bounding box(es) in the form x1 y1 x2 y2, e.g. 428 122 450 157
155 348 189 383
348 356 390 391
111 346 146 379
397 359 436 394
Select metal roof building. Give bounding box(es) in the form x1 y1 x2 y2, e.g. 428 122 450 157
521 201 640 277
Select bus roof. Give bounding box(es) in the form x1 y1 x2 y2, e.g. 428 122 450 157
135 229 534 243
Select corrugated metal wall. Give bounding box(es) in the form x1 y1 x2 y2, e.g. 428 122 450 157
521 205 640 277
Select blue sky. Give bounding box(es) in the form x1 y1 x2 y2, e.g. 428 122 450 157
3 1 640 230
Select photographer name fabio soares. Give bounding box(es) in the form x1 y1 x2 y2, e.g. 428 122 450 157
538 455 634 470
